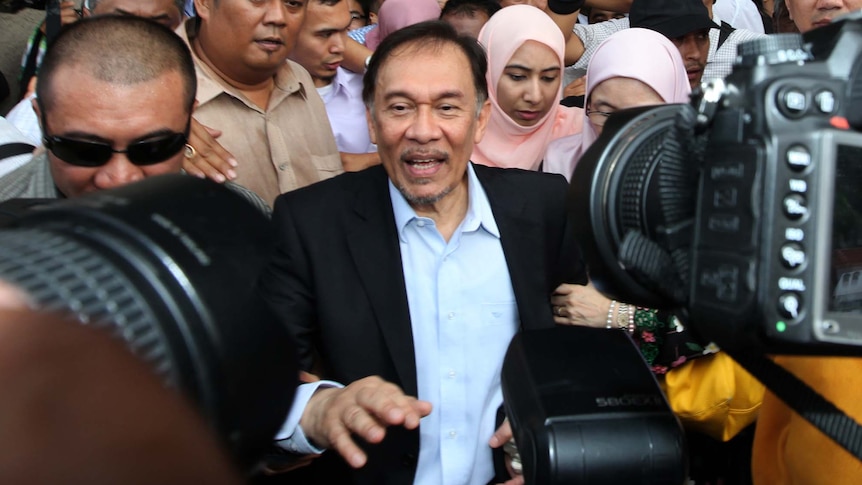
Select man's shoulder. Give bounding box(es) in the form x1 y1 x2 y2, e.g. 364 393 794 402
0 153 57 202
728 27 767 43
473 164 568 191
274 165 386 208
282 60 316 94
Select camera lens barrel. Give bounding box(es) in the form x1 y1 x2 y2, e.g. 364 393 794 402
0 175 297 469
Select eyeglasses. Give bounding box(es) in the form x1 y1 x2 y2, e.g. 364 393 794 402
42 128 189 167
586 107 614 127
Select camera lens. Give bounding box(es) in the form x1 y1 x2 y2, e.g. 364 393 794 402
0 175 297 469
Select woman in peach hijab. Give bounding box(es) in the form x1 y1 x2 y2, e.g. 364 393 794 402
543 28 691 181
472 5 583 170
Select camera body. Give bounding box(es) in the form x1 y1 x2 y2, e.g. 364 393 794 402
688 16 862 351
571 13 862 353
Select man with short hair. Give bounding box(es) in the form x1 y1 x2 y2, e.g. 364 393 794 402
0 15 267 214
440 0 500 38
6 0 187 146
183 0 342 205
560 0 764 85
0 16 195 200
629 0 717 89
260 20 586 485
288 0 379 171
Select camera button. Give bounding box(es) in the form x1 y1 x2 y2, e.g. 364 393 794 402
783 194 808 220
780 243 806 269
815 90 837 113
782 89 807 114
778 292 802 320
786 145 811 172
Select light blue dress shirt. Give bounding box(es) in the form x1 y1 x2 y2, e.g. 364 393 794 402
391 164 518 485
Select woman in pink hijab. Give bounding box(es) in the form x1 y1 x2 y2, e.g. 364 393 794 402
472 5 583 170
543 28 691 181
364 0 442 50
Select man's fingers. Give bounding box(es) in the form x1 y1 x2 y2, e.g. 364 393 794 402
325 418 369 469
203 125 224 139
489 418 513 448
355 385 430 429
188 120 238 182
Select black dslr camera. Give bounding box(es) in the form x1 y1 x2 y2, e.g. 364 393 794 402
571 12 862 355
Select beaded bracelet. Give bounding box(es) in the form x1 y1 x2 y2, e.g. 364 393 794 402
606 300 617 329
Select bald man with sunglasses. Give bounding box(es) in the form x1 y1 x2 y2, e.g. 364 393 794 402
0 15 265 213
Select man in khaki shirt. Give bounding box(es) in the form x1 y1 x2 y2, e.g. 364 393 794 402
181 0 342 205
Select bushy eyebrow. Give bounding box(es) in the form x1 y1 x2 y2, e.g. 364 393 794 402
382 90 467 103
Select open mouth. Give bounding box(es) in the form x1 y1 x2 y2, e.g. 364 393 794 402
255 38 284 51
402 152 447 176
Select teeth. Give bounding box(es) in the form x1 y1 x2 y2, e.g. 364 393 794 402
410 160 437 169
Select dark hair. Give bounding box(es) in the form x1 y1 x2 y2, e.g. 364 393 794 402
440 0 501 19
36 16 196 114
85 0 185 15
362 20 488 113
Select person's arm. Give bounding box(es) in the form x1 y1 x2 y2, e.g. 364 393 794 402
342 37 373 74
551 282 710 372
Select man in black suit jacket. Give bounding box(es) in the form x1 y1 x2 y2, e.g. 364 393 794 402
259 21 587 485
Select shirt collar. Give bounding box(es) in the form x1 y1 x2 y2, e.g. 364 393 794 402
389 163 500 242
329 67 359 100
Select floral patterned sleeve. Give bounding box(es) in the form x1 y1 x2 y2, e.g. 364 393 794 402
630 308 719 375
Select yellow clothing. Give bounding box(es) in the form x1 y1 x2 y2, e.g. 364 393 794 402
752 356 862 485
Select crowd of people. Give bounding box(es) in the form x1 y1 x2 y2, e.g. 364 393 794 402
0 0 861 484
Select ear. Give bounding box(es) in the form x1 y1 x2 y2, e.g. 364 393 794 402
365 108 377 145
194 0 210 21
368 11 378 24
31 95 43 129
472 99 491 145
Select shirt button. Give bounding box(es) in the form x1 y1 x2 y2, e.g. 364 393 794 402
278 163 286 171
448 369 456 378
447 312 455 320
417 220 425 227
448 430 457 438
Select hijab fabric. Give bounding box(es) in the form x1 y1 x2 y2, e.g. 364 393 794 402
543 28 691 180
473 5 582 170
365 0 442 50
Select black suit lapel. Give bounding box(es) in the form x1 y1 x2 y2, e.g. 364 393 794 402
475 165 554 331
345 168 418 396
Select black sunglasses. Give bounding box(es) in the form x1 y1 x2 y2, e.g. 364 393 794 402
42 126 189 168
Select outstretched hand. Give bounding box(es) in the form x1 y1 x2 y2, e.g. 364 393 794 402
300 376 432 469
